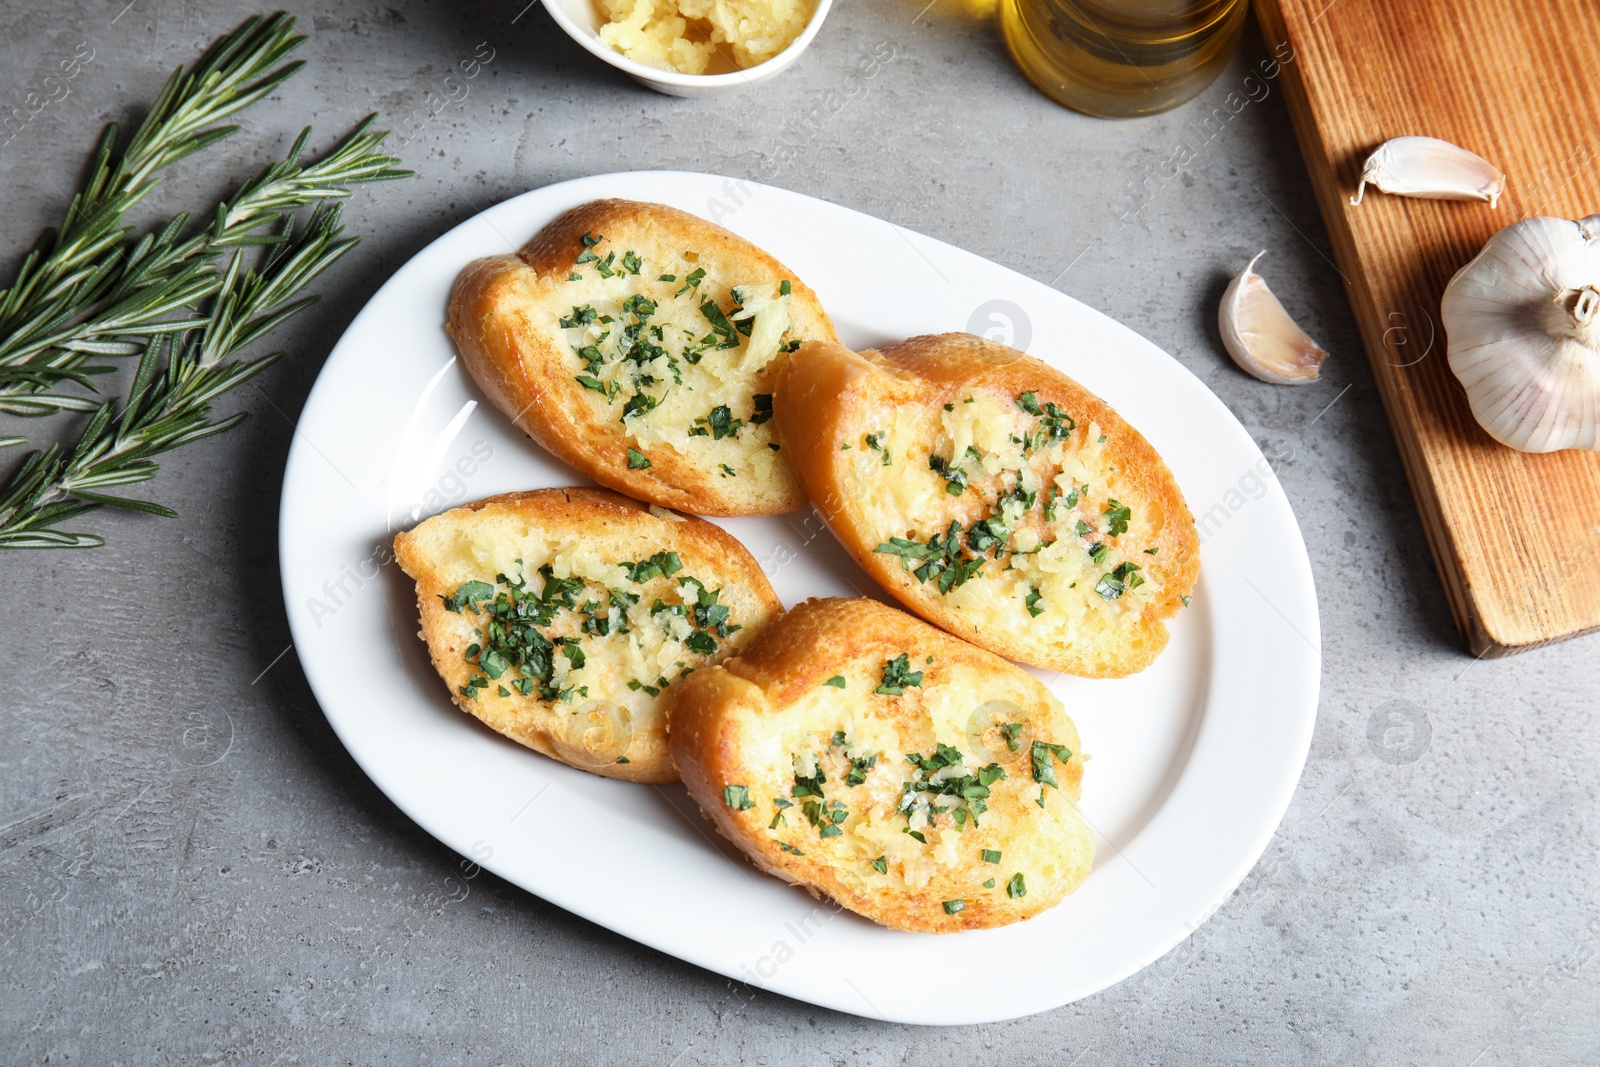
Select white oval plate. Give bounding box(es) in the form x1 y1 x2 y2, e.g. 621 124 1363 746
279 171 1320 1025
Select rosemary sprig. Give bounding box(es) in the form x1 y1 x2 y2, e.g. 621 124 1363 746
0 205 357 549
0 12 305 415
0 11 411 549
0 117 409 414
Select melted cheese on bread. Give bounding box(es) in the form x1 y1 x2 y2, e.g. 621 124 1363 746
394 488 782 782
448 199 838 516
669 598 1094 933
774 335 1199 677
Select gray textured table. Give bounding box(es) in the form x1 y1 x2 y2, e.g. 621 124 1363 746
2 2 1597 1063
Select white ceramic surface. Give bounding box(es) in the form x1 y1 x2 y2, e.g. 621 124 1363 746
279 171 1321 1025
541 0 833 97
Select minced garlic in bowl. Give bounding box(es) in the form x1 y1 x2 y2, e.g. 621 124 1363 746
595 0 817 74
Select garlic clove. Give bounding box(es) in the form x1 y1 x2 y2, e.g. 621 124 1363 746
1350 136 1507 207
1218 252 1329 385
1443 215 1600 452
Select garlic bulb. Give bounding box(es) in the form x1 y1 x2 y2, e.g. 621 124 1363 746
1351 136 1506 207
1442 214 1600 453
1218 252 1328 385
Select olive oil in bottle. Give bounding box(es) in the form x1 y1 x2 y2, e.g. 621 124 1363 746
1001 0 1248 118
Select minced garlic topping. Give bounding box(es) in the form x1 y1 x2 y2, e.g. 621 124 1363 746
595 0 815 74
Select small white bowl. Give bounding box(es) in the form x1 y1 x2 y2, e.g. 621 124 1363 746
542 0 833 97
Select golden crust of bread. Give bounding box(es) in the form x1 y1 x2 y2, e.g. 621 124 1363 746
773 333 1200 678
448 199 838 516
669 597 1094 933
394 488 783 783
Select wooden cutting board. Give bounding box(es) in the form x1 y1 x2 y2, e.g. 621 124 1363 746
1253 0 1600 657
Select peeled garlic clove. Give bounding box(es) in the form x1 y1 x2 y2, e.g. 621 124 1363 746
1350 136 1506 207
1442 215 1600 453
1218 252 1329 385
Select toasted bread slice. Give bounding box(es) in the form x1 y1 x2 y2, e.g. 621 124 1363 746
774 333 1199 678
394 488 783 783
669 597 1094 933
448 199 838 516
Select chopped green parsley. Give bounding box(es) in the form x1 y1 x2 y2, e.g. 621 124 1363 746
844 748 878 786
704 404 741 439
1095 561 1144 601
699 298 739 349
575 374 619 399
575 232 602 265
1030 741 1073 790
623 551 683 583
875 653 924 695
1103 499 1132 536
674 267 706 296
874 520 986 594
441 580 494 614
723 785 752 810
897 743 1005 829
928 453 968 496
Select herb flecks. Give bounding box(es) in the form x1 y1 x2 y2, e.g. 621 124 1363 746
575 232 602 265
875 653 924 695
928 452 969 496
1030 740 1072 790
874 520 986 594
443 554 735 703
896 743 1006 831
1103 499 1132 537
1095 560 1144 601
1016 392 1076 454
750 394 774 425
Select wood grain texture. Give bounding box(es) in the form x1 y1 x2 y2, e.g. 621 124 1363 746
1254 0 1600 656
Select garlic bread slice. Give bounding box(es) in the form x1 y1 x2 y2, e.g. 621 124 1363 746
774 333 1199 678
448 199 837 516
394 488 782 782
669 597 1094 933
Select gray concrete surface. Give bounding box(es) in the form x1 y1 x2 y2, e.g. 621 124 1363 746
1 1 1597 1063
